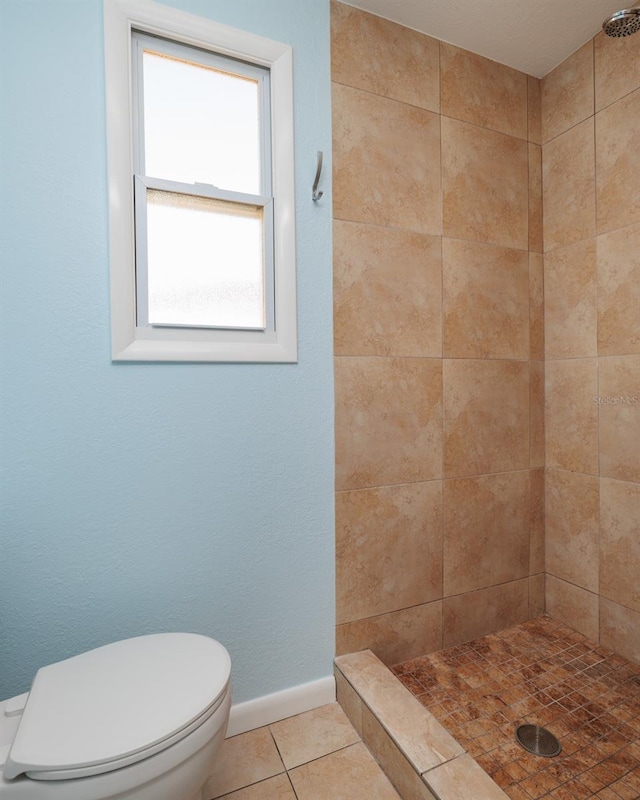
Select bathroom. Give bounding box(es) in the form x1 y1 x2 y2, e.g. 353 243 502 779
0 0 638 798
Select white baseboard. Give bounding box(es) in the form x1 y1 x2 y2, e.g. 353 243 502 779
226 675 336 737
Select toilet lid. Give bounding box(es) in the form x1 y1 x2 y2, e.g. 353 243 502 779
4 633 230 781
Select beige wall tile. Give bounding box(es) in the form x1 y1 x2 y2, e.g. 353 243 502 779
440 43 527 138
530 362 545 468
545 468 599 592
597 222 640 356
443 359 529 477
207 727 284 799
336 481 443 624
529 574 545 618
544 238 597 359
442 117 528 250
545 358 598 474
335 601 442 665
443 238 529 359
424 754 510 800
334 649 464 772
541 41 594 143
335 668 363 738
596 88 640 234
545 574 599 642
598 355 640 483
528 76 542 145
218 774 297 800
334 221 442 357
529 468 545 574
335 357 442 491
529 144 543 253
600 478 640 613
595 29 640 112
332 83 441 234
442 579 529 647
529 252 545 360
331 1 439 112
600 598 640 665
270 704 359 770
362 705 437 800
543 118 596 253
289 743 402 800
443 471 530 596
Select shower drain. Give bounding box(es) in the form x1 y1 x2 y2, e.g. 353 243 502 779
515 724 562 757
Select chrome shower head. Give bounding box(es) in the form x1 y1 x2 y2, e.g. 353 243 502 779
602 5 640 36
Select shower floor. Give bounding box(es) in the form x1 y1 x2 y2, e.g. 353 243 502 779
392 616 640 800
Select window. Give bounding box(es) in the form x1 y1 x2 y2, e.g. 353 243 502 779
104 0 297 362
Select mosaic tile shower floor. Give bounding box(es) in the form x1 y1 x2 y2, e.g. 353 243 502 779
393 616 640 800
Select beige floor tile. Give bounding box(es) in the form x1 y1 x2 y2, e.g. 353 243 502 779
289 742 402 800
216 774 296 800
425 754 510 800
206 727 284 799
270 703 360 770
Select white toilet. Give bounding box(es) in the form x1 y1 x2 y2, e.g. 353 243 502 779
0 633 231 800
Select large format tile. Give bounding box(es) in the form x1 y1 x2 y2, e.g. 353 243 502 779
333 83 441 234
544 238 597 359
336 481 443 624
443 238 529 360
443 359 529 477
545 468 599 592
207 727 284 799
541 40 594 143
530 362 545 468
597 222 640 356
217 774 297 800
596 88 640 234
289 742 402 800
600 598 640 665
545 574 599 642
529 252 544 360
595 29 640 112
425 754 510 800
442 116 528 250
440 43 527 139
443 471 530 597
600 478 640 613
442 579 529 647
333 221 442 357
334 649 464 773
599 355 640 483
527 76 542 144
270 704 359 770
335 668 363 738
529 143 543 253
545 358 598 474
335 357 442 491
335 601 442 666
542 118 595 252
529 468 545 574
331 1 439 112
529 573 545 617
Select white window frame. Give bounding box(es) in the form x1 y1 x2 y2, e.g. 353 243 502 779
104 0 297 362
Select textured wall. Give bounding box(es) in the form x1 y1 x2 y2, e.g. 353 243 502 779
542 32 640 663
332 1 545 664
0 0 334 701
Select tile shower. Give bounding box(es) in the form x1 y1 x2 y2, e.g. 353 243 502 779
332 0 639 796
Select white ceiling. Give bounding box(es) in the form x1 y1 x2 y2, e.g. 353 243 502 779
343 0 626 77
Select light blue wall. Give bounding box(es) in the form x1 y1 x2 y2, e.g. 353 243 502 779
0 0 334 703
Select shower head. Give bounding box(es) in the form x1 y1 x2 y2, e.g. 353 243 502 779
602 5 640 36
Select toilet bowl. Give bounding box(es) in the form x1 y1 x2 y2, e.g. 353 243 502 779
0 633 231 800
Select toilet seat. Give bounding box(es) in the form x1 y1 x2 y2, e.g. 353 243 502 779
4 633 231 782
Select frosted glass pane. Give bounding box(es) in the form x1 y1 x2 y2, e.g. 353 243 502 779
145 190 265 329
143 50 262 194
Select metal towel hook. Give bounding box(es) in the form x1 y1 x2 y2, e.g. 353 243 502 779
312 151 324 201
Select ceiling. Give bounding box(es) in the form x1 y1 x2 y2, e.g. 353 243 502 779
342 0 626 78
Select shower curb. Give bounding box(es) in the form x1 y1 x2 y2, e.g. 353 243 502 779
335 650 509 800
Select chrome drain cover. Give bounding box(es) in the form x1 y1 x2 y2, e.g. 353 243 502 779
515 725 562 757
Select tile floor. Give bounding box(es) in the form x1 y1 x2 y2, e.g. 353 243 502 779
393 616 640 800
204 702 403 800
